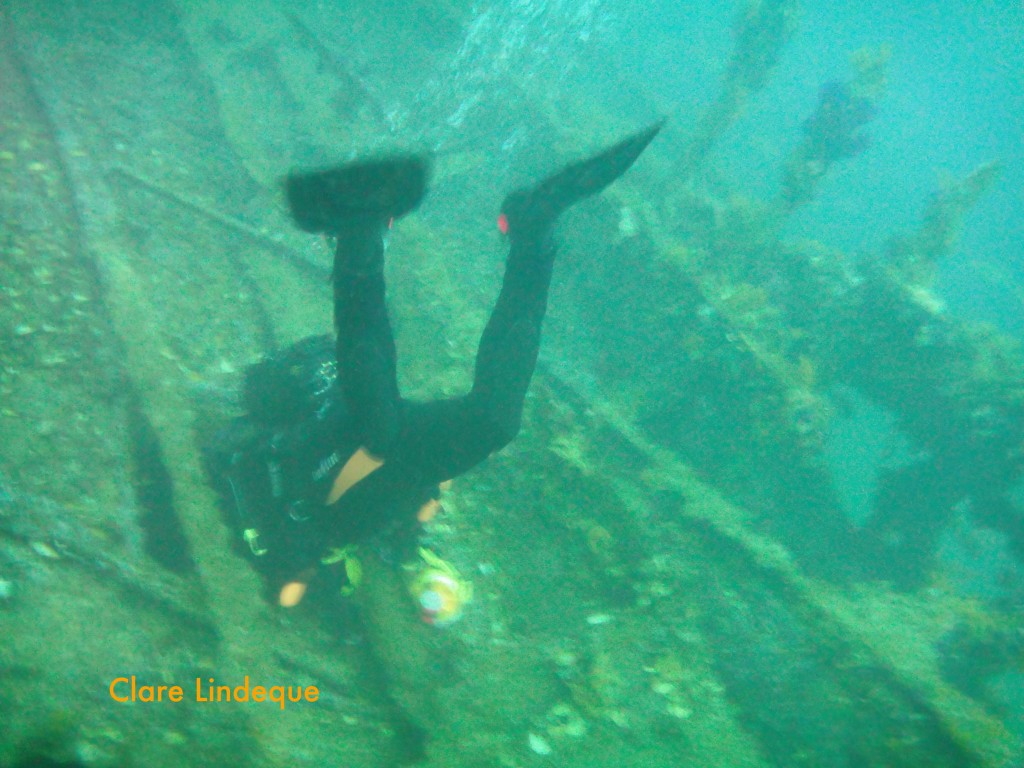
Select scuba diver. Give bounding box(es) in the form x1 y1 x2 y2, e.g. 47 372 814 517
205 122 661 612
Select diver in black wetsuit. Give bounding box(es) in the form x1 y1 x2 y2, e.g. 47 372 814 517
206 123 662 606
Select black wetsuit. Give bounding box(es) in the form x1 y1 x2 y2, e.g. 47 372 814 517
208 122 662 585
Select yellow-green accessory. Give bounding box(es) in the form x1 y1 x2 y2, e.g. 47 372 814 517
243 528 268 556
321 545 363 596
408 548 472 626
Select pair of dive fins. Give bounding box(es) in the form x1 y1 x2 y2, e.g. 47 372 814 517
285 121 663 240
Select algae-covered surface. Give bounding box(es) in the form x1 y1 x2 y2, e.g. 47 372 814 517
2 1 1022 767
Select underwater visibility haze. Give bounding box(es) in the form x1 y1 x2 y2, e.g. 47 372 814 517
1 0 1023 766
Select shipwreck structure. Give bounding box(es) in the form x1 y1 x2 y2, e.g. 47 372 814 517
1 1 1020 766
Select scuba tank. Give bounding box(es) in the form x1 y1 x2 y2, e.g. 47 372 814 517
242 335 344 427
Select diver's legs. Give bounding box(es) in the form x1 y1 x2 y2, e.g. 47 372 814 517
393 123 662 483
389 230 555 483
285 157 428 458
469 229 555 442
332 219 400 456
472 120 663 436
470 122 663 445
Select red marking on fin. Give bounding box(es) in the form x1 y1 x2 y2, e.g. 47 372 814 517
497 213 509 234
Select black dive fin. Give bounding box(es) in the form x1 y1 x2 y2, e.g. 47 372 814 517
500 120 663 239
286 155 430 234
